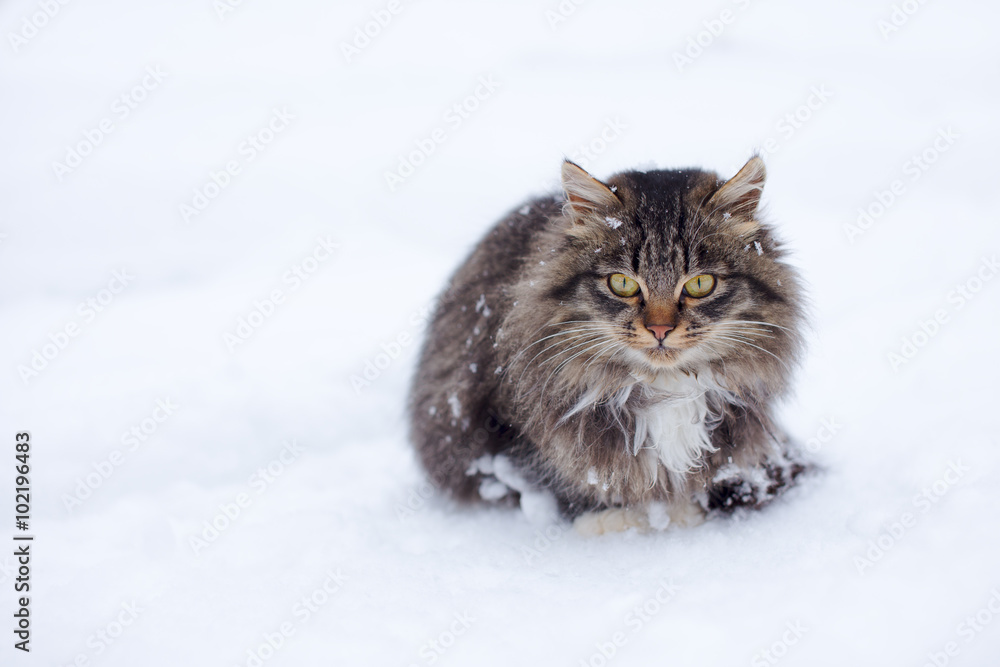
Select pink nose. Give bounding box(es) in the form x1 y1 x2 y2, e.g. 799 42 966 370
647 325 674 341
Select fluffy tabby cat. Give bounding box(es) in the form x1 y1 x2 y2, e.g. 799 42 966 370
408 156 808 534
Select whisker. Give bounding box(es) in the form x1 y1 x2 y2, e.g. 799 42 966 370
725 319 794 333
513 332 605 385
540 338 621 400
504 326 611 374
710 325 775 339
537 334 611 368
711 335 788 369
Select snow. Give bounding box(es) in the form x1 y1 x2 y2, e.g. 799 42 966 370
447 394 462 419
1 0 999 665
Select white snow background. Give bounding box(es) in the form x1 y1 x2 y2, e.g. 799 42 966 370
2 0 999 665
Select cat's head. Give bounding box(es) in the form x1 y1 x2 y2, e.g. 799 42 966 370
520 157 804 395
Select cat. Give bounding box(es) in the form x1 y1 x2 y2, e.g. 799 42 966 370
408 156 808 534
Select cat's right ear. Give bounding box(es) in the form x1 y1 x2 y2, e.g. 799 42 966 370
707 155 766 218
561 160 620 219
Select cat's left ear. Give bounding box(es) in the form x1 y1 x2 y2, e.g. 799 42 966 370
561 160 620 216
708 155 767 219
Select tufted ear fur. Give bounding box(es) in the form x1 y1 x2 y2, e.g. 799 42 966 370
561 160 622 239
561 160 619 215
709 156 766 214
706 155 766 236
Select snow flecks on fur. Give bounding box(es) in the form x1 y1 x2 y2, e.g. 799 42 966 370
474 294 492 318
646 501 672 531
478 477 509 500
468 454 560 525
494 455 560 524
447 393 462 419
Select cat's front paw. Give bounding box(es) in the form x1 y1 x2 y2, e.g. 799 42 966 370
704 456 808 513
573 501 706 536
665 499 707 527
573 507 650 536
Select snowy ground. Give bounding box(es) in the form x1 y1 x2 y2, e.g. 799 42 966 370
2 0 999 665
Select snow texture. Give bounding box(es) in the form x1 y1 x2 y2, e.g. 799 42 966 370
1 1 999 665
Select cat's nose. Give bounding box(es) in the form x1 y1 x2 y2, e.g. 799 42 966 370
647 324 674 341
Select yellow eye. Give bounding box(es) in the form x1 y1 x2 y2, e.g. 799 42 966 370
683 274 716 298
608 273 640 297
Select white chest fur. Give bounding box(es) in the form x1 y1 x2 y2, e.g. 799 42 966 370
632 374 718 481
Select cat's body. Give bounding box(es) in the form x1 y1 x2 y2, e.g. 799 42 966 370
409 158 807 531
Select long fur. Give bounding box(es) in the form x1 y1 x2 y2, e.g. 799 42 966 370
408 158 808 521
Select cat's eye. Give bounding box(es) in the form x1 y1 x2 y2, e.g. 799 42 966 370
608 273 640 298
683 274 716 298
